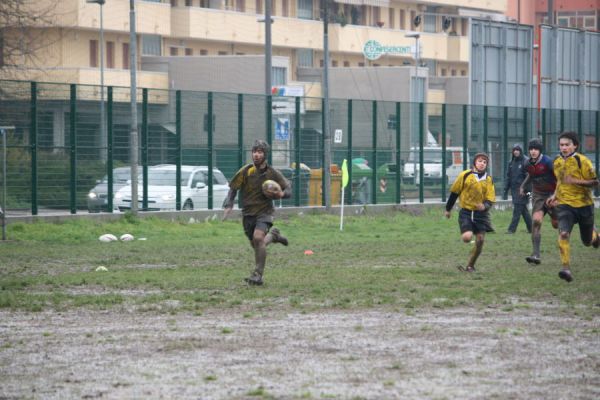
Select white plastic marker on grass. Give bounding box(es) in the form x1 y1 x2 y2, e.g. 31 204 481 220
99 234 118 242
95 266 108 272
120 233 134 241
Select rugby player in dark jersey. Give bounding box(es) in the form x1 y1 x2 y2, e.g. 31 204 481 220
519 138 558 265
223 140 291 285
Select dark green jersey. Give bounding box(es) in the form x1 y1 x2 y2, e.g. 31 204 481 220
229 163 288 216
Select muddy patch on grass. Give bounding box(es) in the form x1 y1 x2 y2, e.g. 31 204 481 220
1 306 599 399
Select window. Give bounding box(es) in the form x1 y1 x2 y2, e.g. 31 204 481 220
358 62 365 67
142 34 162 56
272 0 276 15
319 59 323 67
236 0 245 12
185 0 192 5
170 47 179 56
171 0 177 6
0 33 4 67
89 40 98 67
461 18 468 36
106 41 115 68
451 69 456 76
282 0 288 17
213 171 228 185
200 0 209 7
388 8 395 29
185 48 193 56
373 7 381 26
332 60 338 67
399 9 405 29
441 68 446 76
461 70 467 76
200 49 208 55
298 0 312 19
256 0 262 14
410 10 417 30
272 66 287 85
122 43 129 69
297 49 313 67
343 61 350 67
218 51 228 55
424 11 436 33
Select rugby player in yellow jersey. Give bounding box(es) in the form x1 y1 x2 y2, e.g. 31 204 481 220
546 132 599 283
445 153 496 272
223 140 291 286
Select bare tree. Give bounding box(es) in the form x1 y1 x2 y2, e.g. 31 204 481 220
0 0 59 78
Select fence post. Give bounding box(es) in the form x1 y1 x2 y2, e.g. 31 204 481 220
503 106 508 200
441 103 447 202
395 101 401 204
107 86 114 212
541 108 547 151
419 102 424 203
560 108 565 133
294 96 300 207
523 107 528 148
207 92 214 210
175 90 181 211
462 105 468 171
577 109 582 138
267 94 273 165
372 100 378 205
595 111 599 197
141 88 148 211
69 84 77 214
237 94 244 169
483 105 489 155
321 98 325 206
346 99 353 205
30 82 38 215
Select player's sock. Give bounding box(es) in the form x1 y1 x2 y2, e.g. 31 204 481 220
558 238 570 267
532 233 541 258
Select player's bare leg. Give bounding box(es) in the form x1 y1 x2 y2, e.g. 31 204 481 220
526 210 544 265
558 230 573 282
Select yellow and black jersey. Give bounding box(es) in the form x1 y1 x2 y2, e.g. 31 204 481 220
449 169 496 211
553 153 597 208
229 163 288 216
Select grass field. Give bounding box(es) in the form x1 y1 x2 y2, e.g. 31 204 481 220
0 207 599 313
1 208 599 399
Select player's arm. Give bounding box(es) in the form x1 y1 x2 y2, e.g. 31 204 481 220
273 170 292 199
519 173 531 196
445 192 459 218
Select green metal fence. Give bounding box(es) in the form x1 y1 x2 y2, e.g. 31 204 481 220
0 80 598 215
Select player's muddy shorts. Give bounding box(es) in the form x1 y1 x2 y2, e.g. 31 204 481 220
531 192 557 220
243 214 274 241
458 208 494 234
556 204 595 244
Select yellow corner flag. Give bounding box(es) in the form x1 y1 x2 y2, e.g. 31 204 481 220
341 159 349 188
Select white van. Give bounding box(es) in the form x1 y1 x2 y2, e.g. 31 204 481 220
402 146 469 185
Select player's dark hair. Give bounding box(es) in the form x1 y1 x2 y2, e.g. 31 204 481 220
528 138 543 152
558 131 579 148
252 139 270 155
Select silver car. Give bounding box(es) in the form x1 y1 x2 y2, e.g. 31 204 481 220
87 167 138 213
113 165 229 211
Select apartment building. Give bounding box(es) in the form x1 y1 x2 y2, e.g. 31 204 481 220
1 0 508 96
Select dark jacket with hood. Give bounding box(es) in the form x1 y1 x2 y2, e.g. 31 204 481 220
504 144 529 204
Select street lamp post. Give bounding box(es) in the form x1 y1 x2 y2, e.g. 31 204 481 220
87 0 106 160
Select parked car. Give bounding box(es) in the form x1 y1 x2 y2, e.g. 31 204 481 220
113 165 229 211
87 166 139 213
402 146 468 185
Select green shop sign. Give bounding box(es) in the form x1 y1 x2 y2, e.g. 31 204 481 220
363 40 411 61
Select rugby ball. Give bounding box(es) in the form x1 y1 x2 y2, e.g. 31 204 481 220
120 233 134 241
99 233 118 242
262 179 282 199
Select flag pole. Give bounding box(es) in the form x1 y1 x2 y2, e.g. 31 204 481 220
340 159 348 231
340 186 345 231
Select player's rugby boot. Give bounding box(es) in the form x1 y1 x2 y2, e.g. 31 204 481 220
244 275 264 286
270 228 288 246
558 269 573 283
525 255 541 265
